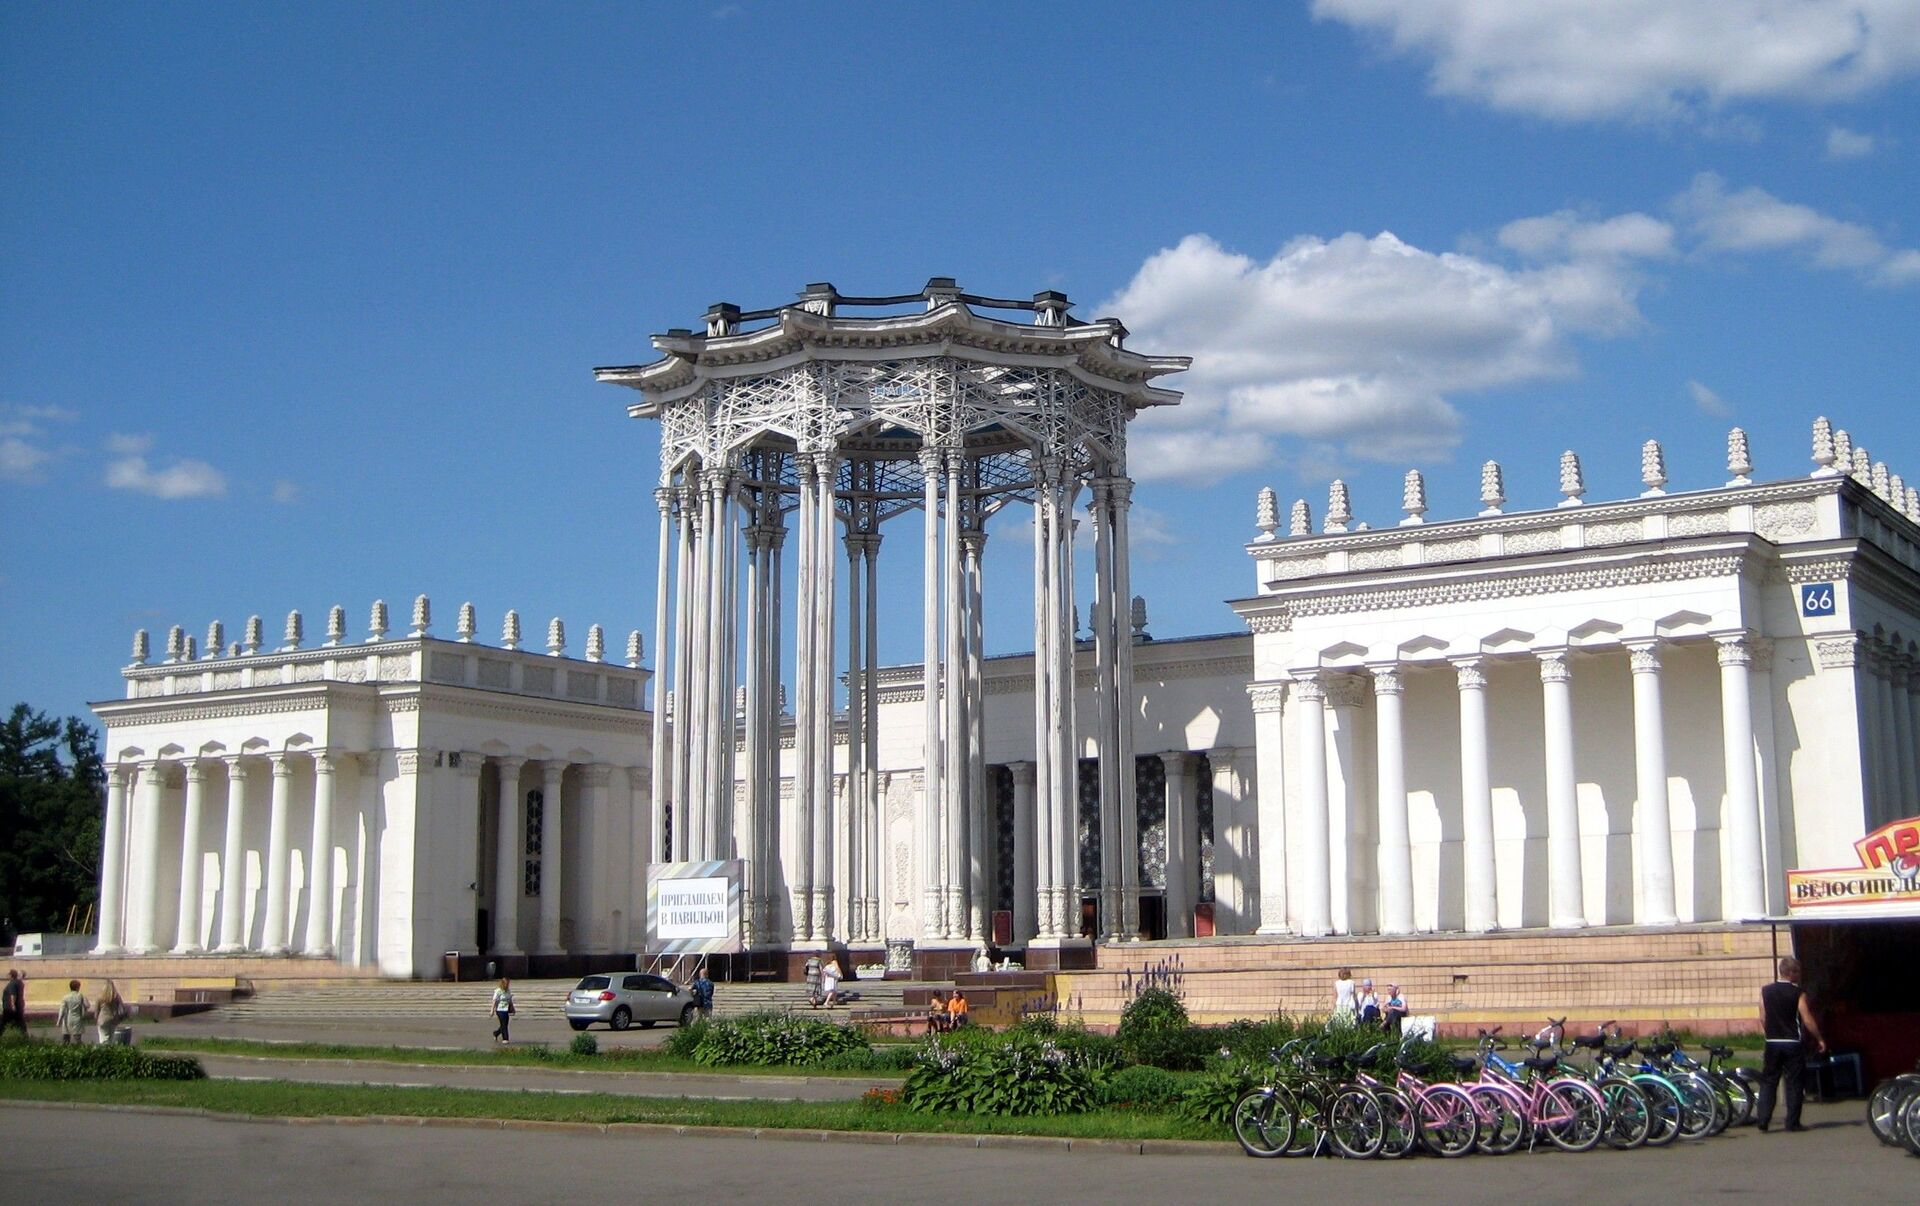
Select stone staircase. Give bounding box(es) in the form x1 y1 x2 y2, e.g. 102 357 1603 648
204 977 910 1024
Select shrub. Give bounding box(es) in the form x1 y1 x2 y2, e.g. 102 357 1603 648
902 1031 1101 1117
569 1032 599 1057
1053 1023 1123 1072
1116 987 1189 1051
1099 1063 1184 1110
688 1012 867 1067
1175 1060 1260 1126
663 1017 708 1058
0 1042 206 1081
1125 1024 1218 1072
1007 1012 1059 1038
821 1044 917 1072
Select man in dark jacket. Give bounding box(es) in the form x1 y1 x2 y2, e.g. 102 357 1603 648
1755 956 1825 1132
0 970 26 1036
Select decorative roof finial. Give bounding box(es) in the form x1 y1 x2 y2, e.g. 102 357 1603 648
283 610 304 651
1255 486 1279 542
501 609 521 651
1833 428 1853 472
456 602 476 643
625 629 643 668
1726 427 1753 486
1558 450 1586 507
1400 469 1427 526
1907 486 1919 522
1851 446 1870 484
546 617 565 656
1479 460 1506 516
1131 595 1149 637
164 625 184 663
735 685 748 716
205 620 223 659
1872 461 1892 500
1640 439 1668 497
410 594 430 638
585 624 605 663
1811 417 1837 477
1289 498 1311 537
131 628 150 666
323 605 345 647
1325 481 1351 533
243 615 263 655
1890 473 1907 514
1072 605 1082 639
182 633 197 661
367 599 389 643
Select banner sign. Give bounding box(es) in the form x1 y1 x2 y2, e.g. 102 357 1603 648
1785 815 1920 916
645 859 745 955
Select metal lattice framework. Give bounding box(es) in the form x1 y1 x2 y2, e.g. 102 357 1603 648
597 279 1187 962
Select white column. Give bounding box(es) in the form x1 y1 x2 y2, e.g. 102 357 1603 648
171 759 210 953
1893 657 1919 821
492 757 524 955
1092 482 1121 942
1248 683 1290 935
809 452 837 942
301 750 339 957
1209 749 1247 933
963 528 989 943
919 445 945 939
537 761 565 954
581 764 613 953
685 476 713 854
862 533 882 942
1325 676 1364 935
96 764 133 954
703 466 733 859
262 753 295 954
843 527 864 941
1293 675 1332 937
1030 474 1055 940
1162 752 1197 939
1456 658 1498 933
1538 650 1586 929
791 454 818 940
1053 475 1081 937
1010 761 1037 943
762 516 788 941
1717 636 1767 920
1371 667 1415 936
215 757 251 951
1627 642 1679 926
127 760 168 953
1110 479 1140 941
942 452 966 939
743 520 768 940
650 485 674 867
670 486 695 859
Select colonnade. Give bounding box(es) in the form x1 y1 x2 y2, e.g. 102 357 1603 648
1857 630 1920 830
1278 634 1773 937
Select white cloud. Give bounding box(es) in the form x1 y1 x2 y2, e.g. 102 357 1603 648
1498 211 1677 262
0 404 76 481
1314 0 1920 123
1826 125 1879 158
1688 379 1734 417
0 436 51 481
105 432 154 455
1676 171 1920 284
1103 229 1655 481
105 453 228 500
272 480 300 504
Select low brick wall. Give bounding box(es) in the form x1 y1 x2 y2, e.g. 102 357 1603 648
1050 924 1775 1036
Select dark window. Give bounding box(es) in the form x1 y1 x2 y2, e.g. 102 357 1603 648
577 976 610 991
622 975 647 991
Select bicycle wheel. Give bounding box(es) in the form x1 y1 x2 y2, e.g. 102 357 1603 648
1598 1077 1652 1149
1633 1076 1682 1147
1285 1090 1324 1157
1541 1079 1606 1153
1868 1077 1916 1148
1374 1088 1419 1160
1415 1084 1480 1158
1900 1089 1920 1156
1716 1072 1755 1128
1232 1088 1293 1158
1671 1073 1720 1139
1468 1084 1528 1155
1329 1087 1387 1159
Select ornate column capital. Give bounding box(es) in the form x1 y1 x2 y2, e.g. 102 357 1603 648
960 529 988 556
183 759 209 784
580 763 613 788
1246 680 1290 712
1007 760 1037 787
1324 673 1369 710
268 752 296 777
1108 478 1134 508
221 754 252 778
1159 749 1197 777
1626 641 1663 675
1715 633 1755 668
1368 665 1404 696
1537 648 1571 684
1290 672 1326 704
453 751 486 779
1452 657 1488 691
493 754 526 777
1814 635 1864 669
394 749 424 776
313 749 345 776
107 762 135 789
539 759 567 786
917 445 944 475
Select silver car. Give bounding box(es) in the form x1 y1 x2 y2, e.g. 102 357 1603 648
565 972 698 1032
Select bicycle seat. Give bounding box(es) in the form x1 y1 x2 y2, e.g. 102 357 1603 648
1450 1054 1480 1073
1311 1054 1345 1070
1572 1034 1604 1050
1352 1050 1379 1069
1604 1043 1636 1059
1523 1055 1558 1072
1706 1045 1732 1058
1649 1042 1675 1056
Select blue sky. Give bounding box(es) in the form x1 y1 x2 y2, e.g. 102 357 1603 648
5 2 1919 725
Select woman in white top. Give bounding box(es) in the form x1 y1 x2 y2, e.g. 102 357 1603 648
819 957 843 1007
1331 968 1357 1025
491 978 515 1043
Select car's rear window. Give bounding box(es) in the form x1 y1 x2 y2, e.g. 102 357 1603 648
577 976 610 990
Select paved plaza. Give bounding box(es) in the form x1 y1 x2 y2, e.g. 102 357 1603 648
3 1100 1903 1204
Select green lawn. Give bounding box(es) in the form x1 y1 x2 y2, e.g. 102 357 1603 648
0 1078 1228 1142
141 1036 905 1079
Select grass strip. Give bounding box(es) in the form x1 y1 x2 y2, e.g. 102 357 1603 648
143 1036 902 1080
0 1078 1227 1141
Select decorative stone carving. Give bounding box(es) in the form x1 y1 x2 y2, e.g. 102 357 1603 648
625 629 643 668
378 655 411 682
1640 439 1667 496
1727 427 1752 486
1558 450 1586 506
1811 416 1836 476
1324 674 1369 709
1908 487 1920 522
410 594 430 637
181 634 198 661
1289 498 1311 537
477 657 510 688
1479 460 1505 515
1426 536 1480 562
502 609 521 651
1325 481 1351 533
323 605 345 647
243 615 263 655
1669 508 1729 536
165 625 184 663
583 624 604 663
1351 546 1403 570
1246 681 1289 712
1753 500 1818 542
368 599 389 643
1538 650 1571 684
1815 637 1863 669
204 621 223 659
1628 644 1662 675
1454 660 1487 691
1891 474 1907 514
456 602 476 643
608 678 637 706
131 629 149 666
213 670 241 690
293 662 322 682
1716 636 1753 667
1369 667 1403 695
1255 486 1279 541
1833 428 1853 473
1586 518 1646 546
1291 674 1326 703
282 611 303 651
1131 595 1149 637
1872 461 1892 500
1504 528 1560 554
1271 555 1326 580
1401 469 1427 525
522 664 555 694
1851 446 1870 484
547 616 565 657
1282 552 1745 618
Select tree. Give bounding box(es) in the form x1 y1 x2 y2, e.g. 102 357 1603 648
0 703 105 941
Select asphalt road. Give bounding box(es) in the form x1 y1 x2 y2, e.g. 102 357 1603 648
3 1100 1907 1204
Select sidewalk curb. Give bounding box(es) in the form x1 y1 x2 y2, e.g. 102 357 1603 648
0 1100 1236 1157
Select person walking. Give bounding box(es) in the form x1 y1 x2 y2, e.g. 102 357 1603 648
1 970 26 1038
691 964 715 1020
819 956 844 1008
491 977 515 1043
1756 956 1826 1133
1331 968 1357 1026
93 980 124 1044
56 979 89 1044
803 956 822 1007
